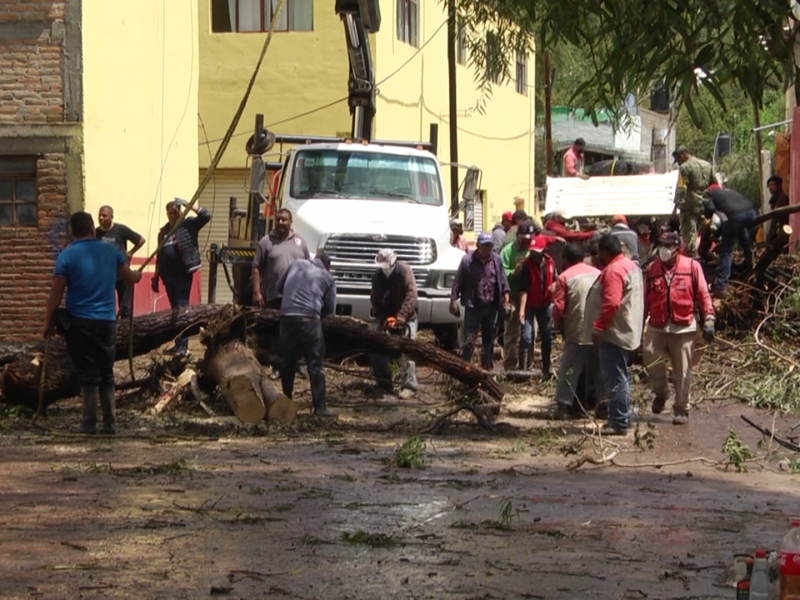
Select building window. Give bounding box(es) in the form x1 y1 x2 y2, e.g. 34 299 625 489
515 51 528 95
0 158 37 227
486 33 501 84
211 0 313 33
456 17 467 65
397 0 419 47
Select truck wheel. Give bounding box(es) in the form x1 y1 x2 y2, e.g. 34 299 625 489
433 324 462 352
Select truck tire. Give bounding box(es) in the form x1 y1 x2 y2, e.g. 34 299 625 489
433 323 462 353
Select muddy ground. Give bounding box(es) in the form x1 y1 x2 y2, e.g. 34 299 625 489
1 342 799 600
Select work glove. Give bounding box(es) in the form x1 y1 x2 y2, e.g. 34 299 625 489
174 197 188 207
395 317 406 328
449 300 461 318
502 303 514 320
702 319 715 343
151 278 159 293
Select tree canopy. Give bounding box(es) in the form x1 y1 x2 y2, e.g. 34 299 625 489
453 0 798 123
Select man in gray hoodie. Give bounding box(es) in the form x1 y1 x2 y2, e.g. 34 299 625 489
610 215 640 264
491 211 513 254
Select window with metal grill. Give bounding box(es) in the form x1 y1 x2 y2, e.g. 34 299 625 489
515 51 528 95
397 0 419 47
211 0 313 33
0 157 38 227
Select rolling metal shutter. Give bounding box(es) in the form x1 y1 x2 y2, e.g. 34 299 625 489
198 169 249 304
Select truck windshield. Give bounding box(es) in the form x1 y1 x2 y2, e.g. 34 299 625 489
290 149 443 206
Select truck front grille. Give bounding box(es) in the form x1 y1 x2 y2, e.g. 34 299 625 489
330 266 430 290
322 234 436 266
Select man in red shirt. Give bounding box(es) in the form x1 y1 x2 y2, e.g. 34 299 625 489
563 138 587 177
518 235 558 379
544 207 594 243
643 231 715 425
585 234 644 435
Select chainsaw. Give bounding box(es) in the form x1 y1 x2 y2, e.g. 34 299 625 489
384 317 411 337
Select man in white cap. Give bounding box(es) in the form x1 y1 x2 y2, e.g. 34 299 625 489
544 208 594 243
369 248 418 398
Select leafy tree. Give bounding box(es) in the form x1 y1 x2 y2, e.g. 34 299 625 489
452 0 798 123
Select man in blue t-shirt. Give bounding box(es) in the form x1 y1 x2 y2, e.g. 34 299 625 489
43 211 142 434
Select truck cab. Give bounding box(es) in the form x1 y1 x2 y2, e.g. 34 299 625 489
276 140 463 347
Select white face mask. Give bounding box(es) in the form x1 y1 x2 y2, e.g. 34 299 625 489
381 266 394 277
658 247 673 262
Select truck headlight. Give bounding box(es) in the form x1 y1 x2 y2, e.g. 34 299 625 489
440 272 456 289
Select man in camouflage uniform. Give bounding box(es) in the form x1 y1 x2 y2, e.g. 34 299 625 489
672 146 715 258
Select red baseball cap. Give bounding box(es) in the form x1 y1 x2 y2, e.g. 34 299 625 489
529 235 549 253
502 211 514 222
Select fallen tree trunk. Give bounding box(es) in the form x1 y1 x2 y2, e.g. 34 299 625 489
1 305 221 408
204 340 296 423
246 308 505 402
1 304 503 407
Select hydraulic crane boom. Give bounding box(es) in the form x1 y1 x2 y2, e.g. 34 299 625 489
335 0 381 142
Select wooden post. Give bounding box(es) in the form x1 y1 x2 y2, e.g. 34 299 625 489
447 0 459 214
544 50 553 176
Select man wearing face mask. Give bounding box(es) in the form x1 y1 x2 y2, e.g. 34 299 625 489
643 232 714 425
369 249 418 398
518 235 558 379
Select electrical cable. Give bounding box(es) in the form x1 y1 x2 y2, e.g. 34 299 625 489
198 112 218 255
198 18 449 148
129 0 288 375
147 0 197 257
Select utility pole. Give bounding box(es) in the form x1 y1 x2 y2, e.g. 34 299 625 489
544 50 553 176
447 0 459 214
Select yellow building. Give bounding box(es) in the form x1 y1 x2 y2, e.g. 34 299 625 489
197 0 535 301
83 0 200 310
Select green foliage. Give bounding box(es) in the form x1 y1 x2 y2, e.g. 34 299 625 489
634 423 657 451
737 370 800 413
450 0 795 125
722 429 755 472
389 435 427 469
718 153 763 205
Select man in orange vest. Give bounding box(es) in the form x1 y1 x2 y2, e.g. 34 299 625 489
643 231 715 425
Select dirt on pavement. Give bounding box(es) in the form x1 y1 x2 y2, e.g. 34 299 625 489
1 353 799 600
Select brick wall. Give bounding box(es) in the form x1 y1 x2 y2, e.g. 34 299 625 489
0 1 65 124
0 154 69 341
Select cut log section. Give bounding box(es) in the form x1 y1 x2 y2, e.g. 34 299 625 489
204 340 297 423
151 369 196 416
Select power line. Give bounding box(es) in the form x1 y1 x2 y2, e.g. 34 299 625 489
198 19 449 147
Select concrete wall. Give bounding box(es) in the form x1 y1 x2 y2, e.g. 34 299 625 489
197 0 352 170
0 0 80 340
372 0 536 230
83 0 200 269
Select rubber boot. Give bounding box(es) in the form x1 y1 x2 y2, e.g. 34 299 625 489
99 385 116 435
72 386 98 434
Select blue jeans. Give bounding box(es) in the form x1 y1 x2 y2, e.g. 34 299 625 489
462 305 498 367
716 209 756 289
522 306 553 374
280 316 327 412
598 341 631 431
164 272 194 350
371 319 418 392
